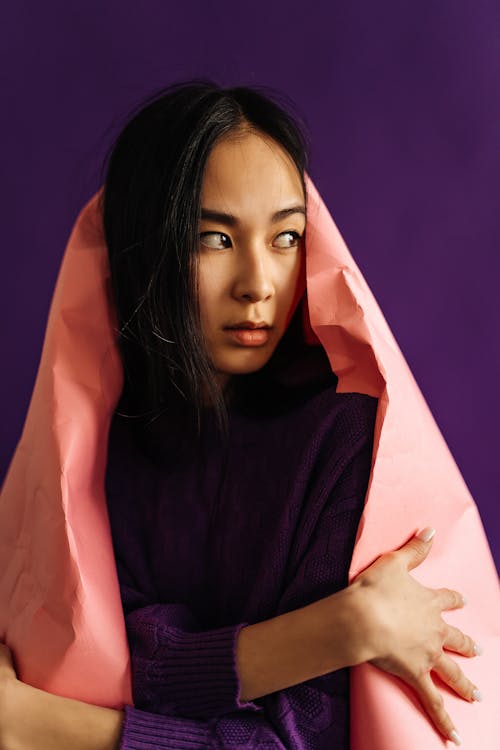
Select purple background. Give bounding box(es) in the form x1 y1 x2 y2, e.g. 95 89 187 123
2 2 499 569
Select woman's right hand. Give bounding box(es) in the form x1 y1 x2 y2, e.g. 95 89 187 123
349 527 482 746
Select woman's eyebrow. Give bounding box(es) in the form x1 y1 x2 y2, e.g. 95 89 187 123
200 205 306 226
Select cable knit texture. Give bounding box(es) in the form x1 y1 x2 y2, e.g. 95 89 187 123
105 363 378 749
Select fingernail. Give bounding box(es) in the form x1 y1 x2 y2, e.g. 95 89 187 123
472 689 483 702
416 526 436 542
461 595 468 606
473 642 483 656
449 729 463 745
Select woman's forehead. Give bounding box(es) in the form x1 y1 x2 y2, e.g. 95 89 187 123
201 131 305 219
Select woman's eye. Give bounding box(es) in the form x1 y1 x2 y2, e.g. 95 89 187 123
199 232 231 250
273 231 303 249
199 230 303 250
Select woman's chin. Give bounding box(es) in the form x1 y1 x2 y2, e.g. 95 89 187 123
214 349 274 377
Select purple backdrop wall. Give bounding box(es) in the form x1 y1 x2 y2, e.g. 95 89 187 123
2 1 499 570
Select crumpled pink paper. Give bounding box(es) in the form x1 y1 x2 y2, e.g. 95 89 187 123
1 174 499 747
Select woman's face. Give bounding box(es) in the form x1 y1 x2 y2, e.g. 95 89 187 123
197 129 307 390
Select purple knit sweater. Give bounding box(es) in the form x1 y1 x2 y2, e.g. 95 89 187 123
105 359 378 749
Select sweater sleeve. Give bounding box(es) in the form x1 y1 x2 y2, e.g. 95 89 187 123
117 569 290 748
119 704 288 749
118 573 263 719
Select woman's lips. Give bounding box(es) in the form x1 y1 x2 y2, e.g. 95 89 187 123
224 327 271 346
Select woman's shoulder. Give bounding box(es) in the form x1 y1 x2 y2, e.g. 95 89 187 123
312 380 379 421
232 342 378 431
291 377 378 447
274 346 379 463
310 382 379 452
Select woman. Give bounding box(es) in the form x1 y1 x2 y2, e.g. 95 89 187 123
0 81 482 749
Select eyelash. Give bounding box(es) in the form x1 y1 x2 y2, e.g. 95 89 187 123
199 230 303 251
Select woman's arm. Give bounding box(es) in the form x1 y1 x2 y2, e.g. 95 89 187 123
0 664 289 750
1 656 222 750
237 530 479 745
236 579 366 700
121 580 363 720
0 534 478 750
0 658 124 750
120 537 468 720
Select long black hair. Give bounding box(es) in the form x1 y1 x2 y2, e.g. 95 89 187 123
99 78 313 449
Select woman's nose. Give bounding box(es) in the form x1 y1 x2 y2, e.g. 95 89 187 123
232 246 274 302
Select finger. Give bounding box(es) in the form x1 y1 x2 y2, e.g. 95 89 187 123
443 624 480 658
433 653 482 703
434 587 467 612
396 527 435 571
0 642 16 677
412 672 463 745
